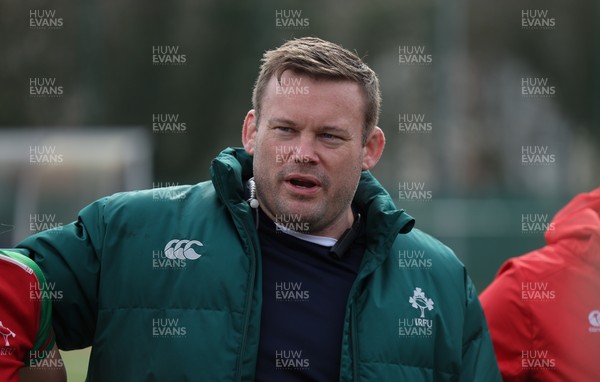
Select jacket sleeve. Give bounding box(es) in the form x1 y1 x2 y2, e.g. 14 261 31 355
479 260 531 382
11 197 109 350
460 271 503 382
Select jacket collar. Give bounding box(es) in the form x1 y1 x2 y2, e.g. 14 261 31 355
210 147 254 207
210 147 415 251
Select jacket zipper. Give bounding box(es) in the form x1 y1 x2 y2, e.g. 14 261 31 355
346 249 385 382
236 211 260 381
350 304 360 382
235 226 256 382
213 172 258 382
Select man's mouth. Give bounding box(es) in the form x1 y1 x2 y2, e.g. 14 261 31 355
289 178 317 188
285 174 322 190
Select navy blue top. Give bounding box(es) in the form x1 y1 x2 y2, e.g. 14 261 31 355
254 207 366 381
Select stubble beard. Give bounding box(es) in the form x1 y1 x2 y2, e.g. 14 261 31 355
253 161 361 235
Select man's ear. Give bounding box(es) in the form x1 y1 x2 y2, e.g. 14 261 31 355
242 110 258 155
362 126 385 170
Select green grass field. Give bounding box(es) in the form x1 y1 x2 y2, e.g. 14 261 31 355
60 347 91 381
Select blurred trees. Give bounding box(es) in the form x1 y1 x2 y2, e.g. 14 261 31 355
1 0 597 188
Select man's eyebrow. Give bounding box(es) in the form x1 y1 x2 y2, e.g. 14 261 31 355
267 118 351 136
318 125 352 136
268 118 298 127
320 125 346 132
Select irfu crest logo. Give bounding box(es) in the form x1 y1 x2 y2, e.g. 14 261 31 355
409 287 434 318
399 287 435 337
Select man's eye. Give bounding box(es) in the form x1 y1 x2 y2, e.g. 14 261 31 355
321 133 340 140
276 127 293 133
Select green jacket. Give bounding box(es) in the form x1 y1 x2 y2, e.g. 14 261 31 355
10 148 500 381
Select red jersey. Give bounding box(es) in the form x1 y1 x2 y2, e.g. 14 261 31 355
480 188 600 382
0 251 55 382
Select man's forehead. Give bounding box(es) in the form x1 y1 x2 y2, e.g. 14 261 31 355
263 73 363 104
268 69 356 86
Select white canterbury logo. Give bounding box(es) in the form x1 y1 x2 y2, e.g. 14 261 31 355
164 240 203 260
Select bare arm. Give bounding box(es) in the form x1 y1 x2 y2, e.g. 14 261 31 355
19 343 67 382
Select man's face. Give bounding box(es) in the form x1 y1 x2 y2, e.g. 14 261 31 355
243 70 383 237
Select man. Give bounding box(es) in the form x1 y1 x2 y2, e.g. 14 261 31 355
2 37 500 380
0 250 66 382
480 187 600 381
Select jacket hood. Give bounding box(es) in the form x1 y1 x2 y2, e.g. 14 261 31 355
545 187 600 264
210 147 415 239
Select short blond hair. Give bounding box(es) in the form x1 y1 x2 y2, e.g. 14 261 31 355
252 37 380 144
